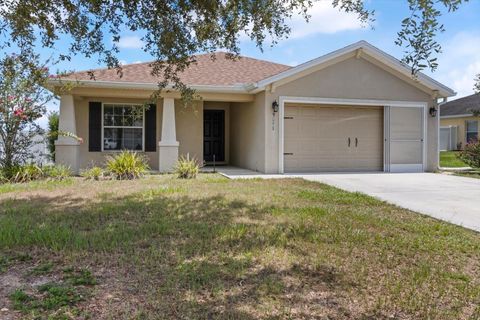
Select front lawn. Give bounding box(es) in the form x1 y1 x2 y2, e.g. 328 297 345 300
456 172 480 179
0 175 479 319
440 151 469 168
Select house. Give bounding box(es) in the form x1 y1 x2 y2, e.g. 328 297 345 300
47 41 455 174
440 93 480 151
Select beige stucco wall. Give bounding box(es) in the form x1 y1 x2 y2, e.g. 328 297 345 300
441 116 480 149
174 100 203 162
72 97 203 171
264 57 438 172
204 101 230 164
230 92 266 172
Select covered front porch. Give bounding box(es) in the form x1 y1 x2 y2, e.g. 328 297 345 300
54 90 264 173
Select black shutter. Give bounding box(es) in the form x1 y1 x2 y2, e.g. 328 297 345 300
89 102 102 152
144 103 157 152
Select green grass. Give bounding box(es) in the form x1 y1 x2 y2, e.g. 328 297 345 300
0 174 479 319
439 151 469 168
456 171 480 179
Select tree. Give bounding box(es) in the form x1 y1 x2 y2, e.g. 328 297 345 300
0 0 475 95
47 111 59 162
475 74 480 93
0 54 50 169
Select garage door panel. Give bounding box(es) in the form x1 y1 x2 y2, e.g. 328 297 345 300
390 141 422 164
390 107 422 140
284 104 383 172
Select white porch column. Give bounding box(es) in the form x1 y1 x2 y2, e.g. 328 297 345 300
54 95 80 173
158 98 179 172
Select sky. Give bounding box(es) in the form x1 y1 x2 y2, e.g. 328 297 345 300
20 0 480 127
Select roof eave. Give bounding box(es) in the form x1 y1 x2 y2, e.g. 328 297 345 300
440 113 474 119
46 79 251 94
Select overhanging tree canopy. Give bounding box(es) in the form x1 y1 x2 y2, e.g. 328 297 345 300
0 0 476 95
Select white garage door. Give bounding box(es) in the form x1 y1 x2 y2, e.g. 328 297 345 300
284 104 383 172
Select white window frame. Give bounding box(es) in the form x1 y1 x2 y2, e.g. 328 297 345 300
101 103 145 152
465 120 478 143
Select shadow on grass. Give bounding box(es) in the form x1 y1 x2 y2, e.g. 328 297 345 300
0 189 352 319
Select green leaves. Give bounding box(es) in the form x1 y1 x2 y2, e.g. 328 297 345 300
396 0 466 76
0 0 317 99
474 74 480 94
0 0 471 97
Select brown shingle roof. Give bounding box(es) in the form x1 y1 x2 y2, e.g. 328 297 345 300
63 52 291 86
440 93 480 116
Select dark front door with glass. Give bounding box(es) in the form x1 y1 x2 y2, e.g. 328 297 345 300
204 110 225 162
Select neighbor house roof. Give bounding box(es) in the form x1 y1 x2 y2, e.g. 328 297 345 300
440 93 480 117
48 41 455 97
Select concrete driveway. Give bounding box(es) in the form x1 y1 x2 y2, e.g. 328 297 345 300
296 173 480 232
220 168 480 232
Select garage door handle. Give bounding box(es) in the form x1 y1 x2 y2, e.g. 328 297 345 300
348 137 351 147
355 138 358 147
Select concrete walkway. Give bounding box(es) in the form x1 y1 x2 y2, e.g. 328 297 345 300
219 168 480 232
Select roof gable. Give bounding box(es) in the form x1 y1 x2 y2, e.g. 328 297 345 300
252 41 455 98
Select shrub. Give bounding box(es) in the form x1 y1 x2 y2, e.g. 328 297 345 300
174 155 199 179
43 165 72 180
105 151 149 180
0 169 8 183
10 163 44 183
81 166 104 180
0 164 72 183
458 141 480 168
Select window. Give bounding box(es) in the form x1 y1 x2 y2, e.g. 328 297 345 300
466 120 478 143
102 104 144 151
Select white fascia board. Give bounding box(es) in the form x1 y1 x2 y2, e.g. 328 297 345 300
252 40 456 98
440 114 474 119
46 79 250 94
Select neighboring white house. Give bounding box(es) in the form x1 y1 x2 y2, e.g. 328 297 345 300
0 134 51 166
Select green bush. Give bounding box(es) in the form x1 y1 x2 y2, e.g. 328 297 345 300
174 155 200 179
0 164 72 183
43 165 72 180
0 169 8 183
81 166 104 180
458 141 480 168
10 164 44 183
105 151 149 180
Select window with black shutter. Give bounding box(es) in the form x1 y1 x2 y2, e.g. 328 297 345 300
88 102 102 152
102 104 144 151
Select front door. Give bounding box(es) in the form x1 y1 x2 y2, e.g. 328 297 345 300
204 110 225 162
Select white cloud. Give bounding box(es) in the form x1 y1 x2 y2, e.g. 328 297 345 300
239 2 363 43
286 1 364 39
117 36 144 49
433 32 480 98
